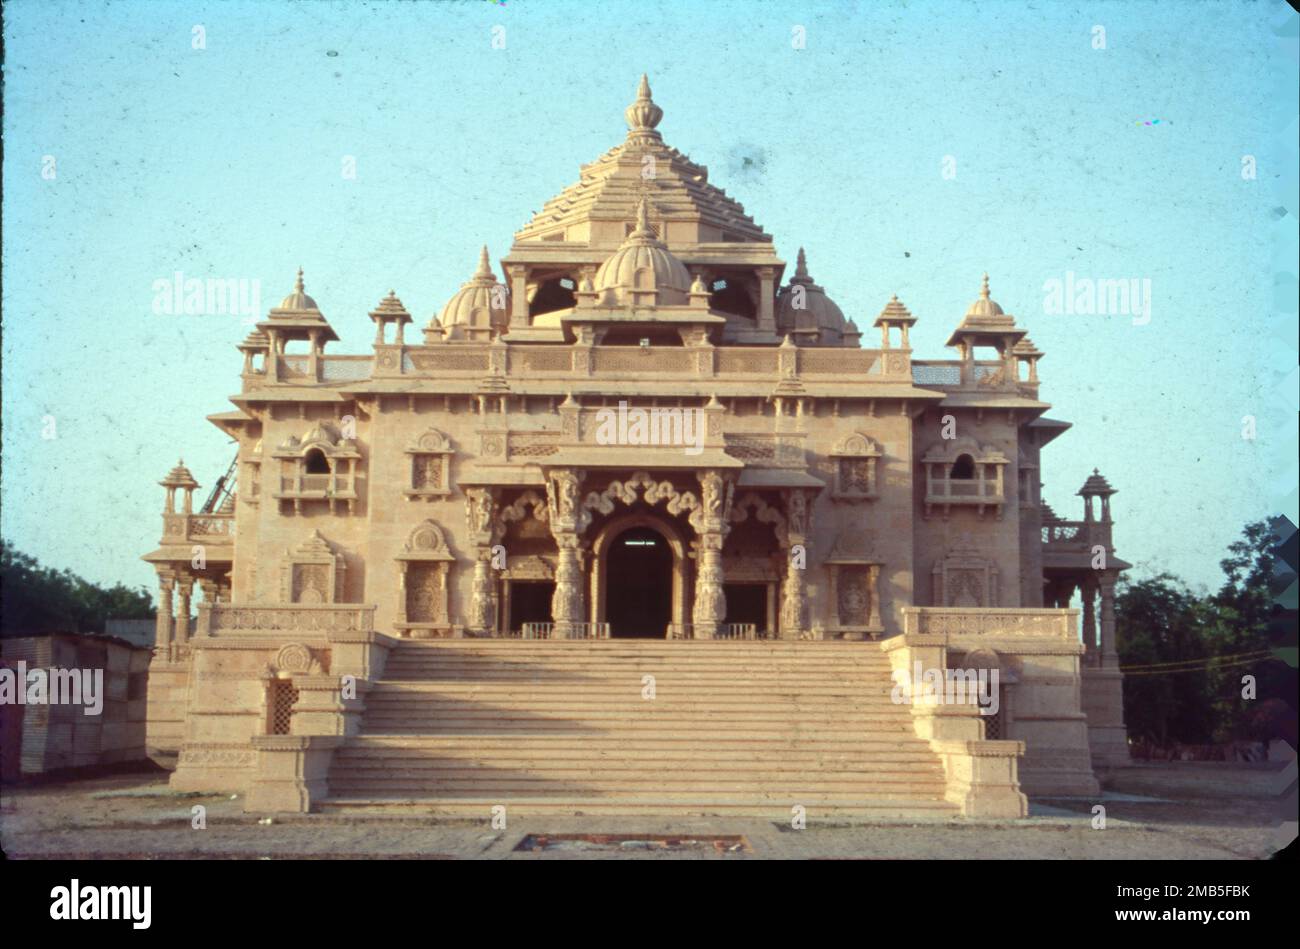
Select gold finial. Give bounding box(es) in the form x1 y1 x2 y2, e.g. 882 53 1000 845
475 245 493 279
980 272 990 299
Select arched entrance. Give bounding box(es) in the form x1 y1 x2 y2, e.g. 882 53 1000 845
601 524 675 638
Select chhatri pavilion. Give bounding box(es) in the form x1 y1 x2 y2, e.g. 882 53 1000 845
143 77 1130 818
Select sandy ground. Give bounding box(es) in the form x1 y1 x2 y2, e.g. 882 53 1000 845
1 761 1293 859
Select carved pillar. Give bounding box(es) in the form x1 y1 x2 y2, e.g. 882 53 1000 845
1080 577 1098 666
552 537 585 636
464 488 500 636
867 564 882 630
1098 571 1119 668
780 488 811 638
175 576 194 647
546 468 589 637
690 470 733 639
469 555 498 634
155 574 175 652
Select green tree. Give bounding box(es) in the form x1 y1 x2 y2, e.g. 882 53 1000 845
0 541 154 636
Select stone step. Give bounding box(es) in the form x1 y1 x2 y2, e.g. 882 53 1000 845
332 760 943 777
343 734 936 750
326 778 948 796
317 795 959 818
363 695 904 710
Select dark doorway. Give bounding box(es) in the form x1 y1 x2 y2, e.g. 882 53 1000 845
724 583 768 633
510 581 554 633
606 526 673 638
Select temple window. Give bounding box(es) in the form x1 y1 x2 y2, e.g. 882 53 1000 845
404 427 455 499
828 432 882 502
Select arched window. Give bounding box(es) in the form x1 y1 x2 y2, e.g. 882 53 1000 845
304 449 330 474
950 454 975 480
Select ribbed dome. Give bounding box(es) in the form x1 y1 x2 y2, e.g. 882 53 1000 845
774 248 851 344
592 198 691 305
278 268 319 311
436 247 509 337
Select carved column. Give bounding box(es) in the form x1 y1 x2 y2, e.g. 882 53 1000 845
546 468 589 637
552 537 585 636
780 488 811 638
1080 577 1098 666
691 470 733 639
1098 571 1119 668
155 574 175 653
464 488 500 636
175 576 194 648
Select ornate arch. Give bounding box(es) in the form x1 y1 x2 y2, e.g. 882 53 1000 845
582 471 700 519
729 491 788 546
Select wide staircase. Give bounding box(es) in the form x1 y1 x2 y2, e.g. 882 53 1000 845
320 640 958 818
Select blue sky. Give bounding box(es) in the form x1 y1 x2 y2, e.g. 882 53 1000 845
2 0 1297 596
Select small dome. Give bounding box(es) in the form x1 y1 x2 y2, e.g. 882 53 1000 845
964 273 1005 320
278 268 319 311
592 199 691 305
436 247 509 337
774 248 851 344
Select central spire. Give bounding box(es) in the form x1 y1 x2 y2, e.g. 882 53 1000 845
624 73 664 144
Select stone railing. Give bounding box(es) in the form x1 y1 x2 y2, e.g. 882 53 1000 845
161 512 236 545
901 607 1076 640
516 622 610 640
668 623 771 640
293 343 905 384
1042 519 1112 550
199 604 377 636
912 360 1036 396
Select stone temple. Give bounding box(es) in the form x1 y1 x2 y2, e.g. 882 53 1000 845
143 77 1130 818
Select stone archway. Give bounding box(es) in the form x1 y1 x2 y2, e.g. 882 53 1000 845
591 511 689 638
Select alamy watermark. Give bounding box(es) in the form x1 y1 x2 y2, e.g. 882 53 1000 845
1042 271 1151 325
890 662 1000 716
0 663 104 715
152 271 261 322
594 400 705 456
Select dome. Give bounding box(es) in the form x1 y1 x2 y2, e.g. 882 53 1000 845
278 268 319 311
591 198 692 305
435 247 509 338
774 248 851 344
963 273 1005 320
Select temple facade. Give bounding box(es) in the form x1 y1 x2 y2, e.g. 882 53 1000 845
143 78 1130 817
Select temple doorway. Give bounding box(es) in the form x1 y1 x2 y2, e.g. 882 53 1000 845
724 582 768 634
605 525 673 638
508 580 554 635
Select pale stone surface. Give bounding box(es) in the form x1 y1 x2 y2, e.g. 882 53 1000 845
141 77 1134 816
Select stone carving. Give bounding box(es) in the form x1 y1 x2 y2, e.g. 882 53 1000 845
585 471 698 520
730 492 788 546
273 642 323 675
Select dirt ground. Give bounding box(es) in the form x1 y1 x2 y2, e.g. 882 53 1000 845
1 761 1293 859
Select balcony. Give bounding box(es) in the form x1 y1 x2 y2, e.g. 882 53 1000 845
924 475 1004 519
274 472 359 514
160 512 236 548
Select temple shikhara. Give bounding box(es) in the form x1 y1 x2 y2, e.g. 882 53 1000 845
143 78 1131 818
